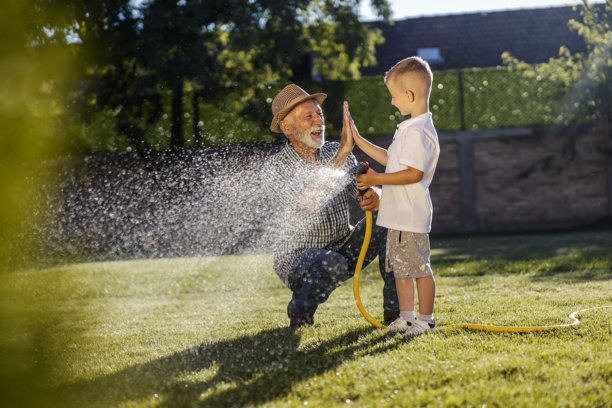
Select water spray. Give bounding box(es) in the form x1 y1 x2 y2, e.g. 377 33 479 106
349 163 611 333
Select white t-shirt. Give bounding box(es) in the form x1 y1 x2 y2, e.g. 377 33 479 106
377 112 440 233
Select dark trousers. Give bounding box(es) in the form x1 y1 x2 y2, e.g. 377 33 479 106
286 214 398 320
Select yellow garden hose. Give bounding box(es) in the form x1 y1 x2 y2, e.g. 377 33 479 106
445 306 611 333
351 210 611 332
352 209 385 328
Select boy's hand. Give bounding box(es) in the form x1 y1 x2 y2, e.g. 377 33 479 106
339 101 354 154
346 105 361 141
355 168 378 191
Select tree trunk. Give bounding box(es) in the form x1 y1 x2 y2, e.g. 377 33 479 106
169 78 184 149
193 90 201 146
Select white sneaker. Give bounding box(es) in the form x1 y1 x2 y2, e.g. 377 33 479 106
402 319 436 338
386 318 411 333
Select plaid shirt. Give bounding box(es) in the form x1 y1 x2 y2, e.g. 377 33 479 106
261 141 359 287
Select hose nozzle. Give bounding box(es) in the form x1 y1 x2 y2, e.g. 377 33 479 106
348 161 369 177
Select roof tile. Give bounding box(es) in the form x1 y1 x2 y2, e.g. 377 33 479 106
362 5 590 74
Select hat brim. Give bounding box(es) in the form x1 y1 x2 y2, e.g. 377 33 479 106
270 93 327 133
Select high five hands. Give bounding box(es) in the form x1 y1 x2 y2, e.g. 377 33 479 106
340 101 355 153
343 101 380 211
343 101 379 191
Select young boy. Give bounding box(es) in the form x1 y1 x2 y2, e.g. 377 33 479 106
347 56 440 338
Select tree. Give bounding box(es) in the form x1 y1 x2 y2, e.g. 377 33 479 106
26 1 160 153
138 0 222 149
23 0 392 153
503 0 611 193
503 0 611 124
135 0 393 151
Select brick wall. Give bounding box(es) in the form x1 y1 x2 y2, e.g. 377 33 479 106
423 140 462 233
471 124 609 232
359 121 610 234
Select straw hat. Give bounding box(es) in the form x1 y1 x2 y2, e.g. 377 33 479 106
270 84 327 133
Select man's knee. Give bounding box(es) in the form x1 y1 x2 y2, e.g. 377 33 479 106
290 250 349 289
312 251 349 283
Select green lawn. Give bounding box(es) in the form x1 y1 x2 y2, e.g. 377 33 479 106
2 230 611 407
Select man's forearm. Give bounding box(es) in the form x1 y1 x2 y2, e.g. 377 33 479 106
329 145 352 168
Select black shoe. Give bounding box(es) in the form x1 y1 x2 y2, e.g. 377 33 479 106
383 309 400 325
289 315 314 328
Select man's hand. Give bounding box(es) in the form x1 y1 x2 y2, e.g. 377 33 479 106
339 101 354 154
359 188 380 212
356 168 378 191
329 101 354 168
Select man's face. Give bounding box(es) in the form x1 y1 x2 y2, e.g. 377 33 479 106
282 99 325 150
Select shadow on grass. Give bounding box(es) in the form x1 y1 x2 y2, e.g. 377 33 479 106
434 254 612 282
60 326 400 407
528 268 612 283
430 231 612 282
432 230 612 262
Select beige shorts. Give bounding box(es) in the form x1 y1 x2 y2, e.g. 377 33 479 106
386 229 433 279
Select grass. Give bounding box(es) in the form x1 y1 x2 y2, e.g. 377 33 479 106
3 230 612 407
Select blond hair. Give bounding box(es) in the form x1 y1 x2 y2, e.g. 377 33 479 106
384 56 433 97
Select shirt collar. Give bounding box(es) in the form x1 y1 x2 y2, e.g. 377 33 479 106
396 112 432 131
282 142 324 164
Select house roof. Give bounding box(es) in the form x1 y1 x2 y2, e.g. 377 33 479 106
361 5 590 74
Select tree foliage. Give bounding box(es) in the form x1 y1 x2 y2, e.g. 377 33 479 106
24 0 392 153
503 0 611 123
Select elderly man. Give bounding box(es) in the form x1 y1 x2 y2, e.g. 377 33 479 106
261 84 398 328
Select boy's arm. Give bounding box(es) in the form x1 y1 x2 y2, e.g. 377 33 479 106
345 102 389 166
356 167 423 191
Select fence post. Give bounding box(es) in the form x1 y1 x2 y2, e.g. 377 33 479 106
193 90 200 146
458 69 466 131
605 119 612 219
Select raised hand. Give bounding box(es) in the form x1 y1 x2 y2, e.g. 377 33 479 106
340 101 354 152
345 103 361 141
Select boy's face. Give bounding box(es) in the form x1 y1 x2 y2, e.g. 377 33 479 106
386 77 412 116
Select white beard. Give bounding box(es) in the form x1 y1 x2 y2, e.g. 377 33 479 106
294 124 325 149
